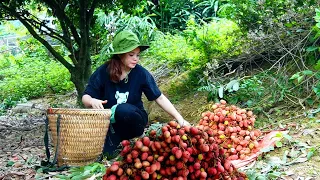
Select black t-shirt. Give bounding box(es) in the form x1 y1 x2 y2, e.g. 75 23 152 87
83 63 162 111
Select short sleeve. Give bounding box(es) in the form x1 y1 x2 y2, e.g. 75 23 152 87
83 66 105 99
142 70 162 101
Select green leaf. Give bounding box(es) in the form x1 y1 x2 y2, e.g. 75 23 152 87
261 146 274 153
268 172 282 178
71 174 90 180
274 132 283 138
83 170 91 176
313 87 320 95
283 134 292 141
225 80 238 91
83 166 91 172
6 161 14 166
147 13 157 17
295 141 311 148
207 91 215 102
69 172 81 177
275 141 283 147
307 150 314 160
296 29 305 33
285 23 293 28
218 86 224 98
232 81 240 91
316 8 320 19
256 175 267 180
289 148 300 158
214 0 219 13
297 75 304 84
290 73 300 80
306 46 318 52
55 175 69 179
316 72 320 79
203 7 211 14
26 156 34 164
36 168 43 173
302 70 313 75
314 60 320 70
91 163 103 172
306 98 314 105
246 100 253 107
246 170 258 180
282 150 288 163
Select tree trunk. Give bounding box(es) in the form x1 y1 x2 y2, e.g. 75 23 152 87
70 57 92 105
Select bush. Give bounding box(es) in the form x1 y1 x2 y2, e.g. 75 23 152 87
142 18 245 100
145 18 243 71
145 33 202 71
0 53 74 109
185 18 243 65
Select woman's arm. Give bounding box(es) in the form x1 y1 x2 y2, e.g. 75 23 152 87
82 94 108 109
155 94 191 126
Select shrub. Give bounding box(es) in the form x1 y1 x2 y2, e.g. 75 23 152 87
0 53 74 109
144 32 202 71
142 18 245 100
185 18 244 65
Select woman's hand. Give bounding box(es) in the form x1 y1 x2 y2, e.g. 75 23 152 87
177 118 191 127
90 98 108 109
155 94 192 127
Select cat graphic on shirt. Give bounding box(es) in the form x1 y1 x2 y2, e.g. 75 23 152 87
115 91 129 104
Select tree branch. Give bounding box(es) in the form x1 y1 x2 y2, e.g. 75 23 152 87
20 18 74 69
268 30 312 71
0 16 17 21
24 14 66 44
25 14 78 65
59 21 78 65
61 0 68 8
42 0 81 45
55 1 78 65
88 0 99 23
39 0 79 65
0 3 74 70
79 0 88 67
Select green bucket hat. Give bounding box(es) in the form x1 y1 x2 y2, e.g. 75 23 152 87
108 30 149 55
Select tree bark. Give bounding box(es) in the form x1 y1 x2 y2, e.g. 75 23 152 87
70 65 90 104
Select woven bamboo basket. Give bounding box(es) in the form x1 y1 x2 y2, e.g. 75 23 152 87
47 108 111 166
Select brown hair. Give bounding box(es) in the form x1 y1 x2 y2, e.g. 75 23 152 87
106 55 122 83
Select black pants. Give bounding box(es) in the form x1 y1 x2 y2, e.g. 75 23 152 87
103 103 148 156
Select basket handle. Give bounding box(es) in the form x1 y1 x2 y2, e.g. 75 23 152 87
44 114 61 165
40 114 68 172
44 116 51 162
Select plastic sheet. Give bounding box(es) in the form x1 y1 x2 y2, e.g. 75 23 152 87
231 130 288 168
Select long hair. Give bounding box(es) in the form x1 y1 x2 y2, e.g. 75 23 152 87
106 55 122 83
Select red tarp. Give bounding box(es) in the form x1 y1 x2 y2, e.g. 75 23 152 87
231 130 287 168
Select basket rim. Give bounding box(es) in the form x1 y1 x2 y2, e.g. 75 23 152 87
47 108 111 114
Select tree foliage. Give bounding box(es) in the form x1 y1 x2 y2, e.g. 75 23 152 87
218 0 319 30
131 0 220 33
0 0 140 102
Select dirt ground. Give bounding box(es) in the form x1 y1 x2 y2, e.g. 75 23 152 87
0 111 47 179
0 95 78 180
240 115 320 180
0 95 319 180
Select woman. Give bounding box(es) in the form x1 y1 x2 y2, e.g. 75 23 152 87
82 30 191 156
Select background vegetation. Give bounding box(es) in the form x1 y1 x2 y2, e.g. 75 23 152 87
0 0 319 118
